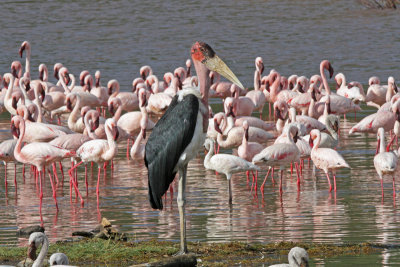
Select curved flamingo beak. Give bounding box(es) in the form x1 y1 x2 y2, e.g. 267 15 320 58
395 83 398 93
12 67 18 79
108 104 115 116
18 45 25 58
226 104 235 118
66 99 72 112
309 135 314 148
27 111 35 122
275 108 284 120
311 89 317 102
95 77 100 88
64 73 71 85
11 122 20 139
12 97 18 110
108 86 113 96
245 127 249 141
214 119 223 135
142 127 146 139
260 63 264 75
39 69 44 81
113 126 119 141
27 242 37 261
328 64 334 79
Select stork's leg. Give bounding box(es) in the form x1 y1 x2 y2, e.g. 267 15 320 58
176 164 188 255
227 174 233 205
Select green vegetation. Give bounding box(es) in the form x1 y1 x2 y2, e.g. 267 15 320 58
0 239 386 266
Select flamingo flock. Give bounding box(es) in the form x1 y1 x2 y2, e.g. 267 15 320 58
0 41 399 257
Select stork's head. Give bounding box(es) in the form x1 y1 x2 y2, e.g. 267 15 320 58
190 42 244 90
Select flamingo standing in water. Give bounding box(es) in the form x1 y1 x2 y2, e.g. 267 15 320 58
374 127 398 197
237 120 264 190
70 118 119 200
107 79 139 111
204 138 259 204
309 129 350 192
252 124 301 195
11 116 79 209
0 139 18 192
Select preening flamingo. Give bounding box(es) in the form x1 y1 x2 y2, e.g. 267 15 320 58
309 129 350 192
204 138 260 204
269 247 309 267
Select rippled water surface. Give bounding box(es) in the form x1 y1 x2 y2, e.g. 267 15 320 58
1 0 400 265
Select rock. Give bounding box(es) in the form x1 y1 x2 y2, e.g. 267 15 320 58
72 231 95 238
17 225 45 236
130 254 197 267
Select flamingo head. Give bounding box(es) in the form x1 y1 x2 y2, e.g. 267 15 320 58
369 76 380 86
11 61 22 78
132 78 145 93
84 75 93 92
28 232 46 261
94 70 101 87
274 100 287 120
321 60 334 79
174 73 183 90
66 95 74 112
27 105 36 122
224 98 236 118
53 63 64 80
78 70 90 86
213 118 223 135
255 57 264 74
19 41 30 58
10 117 21 139
139 88 147 107
59 67 71 85
191 41 244 90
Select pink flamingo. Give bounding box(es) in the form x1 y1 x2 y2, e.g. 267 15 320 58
269 71 299 104
210 71 247 98
204 138 259 204
374 127 398 197
130 105 149 160
107 79 139 112
12 115 80 209
290 81 320 115
309 129 350 192
0 139 18 192
335 73 366 103
274 100 289 133
145 75 172 114
70 118 119 199
237 120 264 189
245 57 265 118
365 76 392 109
90 70 109 107
318 60 361 116
288 107 326 134
252 124 301 195
18 41 31 79
349 99 400 135
224 86 255 117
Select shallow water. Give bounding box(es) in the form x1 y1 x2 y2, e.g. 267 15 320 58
1 0 400 265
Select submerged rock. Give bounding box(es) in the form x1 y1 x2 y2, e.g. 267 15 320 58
17 225 45 236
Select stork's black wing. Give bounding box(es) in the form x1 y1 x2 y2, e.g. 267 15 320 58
145 94 199 210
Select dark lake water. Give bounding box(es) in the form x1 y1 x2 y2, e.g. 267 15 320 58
1 0 400 265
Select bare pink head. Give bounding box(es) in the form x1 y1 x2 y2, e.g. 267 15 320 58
255 57 264 74
369 76 380 86
108 97 121 116
84 75 93 92
107 79 119 95
95 70 101 87
59 67 71 85
19 41 31 58
53 63 64 79
11 61 22 78
273 99 288 120
132 77 145 93
79 70 90 86
140 65 153 80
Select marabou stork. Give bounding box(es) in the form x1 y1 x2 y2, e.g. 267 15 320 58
145 41 244 254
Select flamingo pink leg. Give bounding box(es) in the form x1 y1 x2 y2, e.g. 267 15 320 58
67 169 84 205
52 163 59 184
295 163 301 189
96 166 101 196
14 163 17 188
85 165 88 195
47 169 58 210
126 139 130 160
381 179 384 198
279 170 283 195
326 172 332 192
58 162 65 182
246 171 250 184
393 176 396 198
333 174 337 192
4 162 7 194
261 167 272 194
39 169 43 200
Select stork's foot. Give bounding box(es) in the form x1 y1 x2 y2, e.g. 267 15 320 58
173 248 188 256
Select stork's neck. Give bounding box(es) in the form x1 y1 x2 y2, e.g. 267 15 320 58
193 59 210 108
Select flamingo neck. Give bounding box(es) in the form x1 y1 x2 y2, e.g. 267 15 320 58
203 141 215 169
111 83 120 98
308 98 315 117
69 95 81 125
43 66 49 82
32 235 49 267
104 125 117 160
225 115 235 134
24 48 31 79
112 103 123 123
14 119 26 164
320 64 331 95
254 70 261 91
5 77 15 102
59 75 71 94
312 132 321 151
131 129 144 158
270 73 281 102
379 133 386 154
